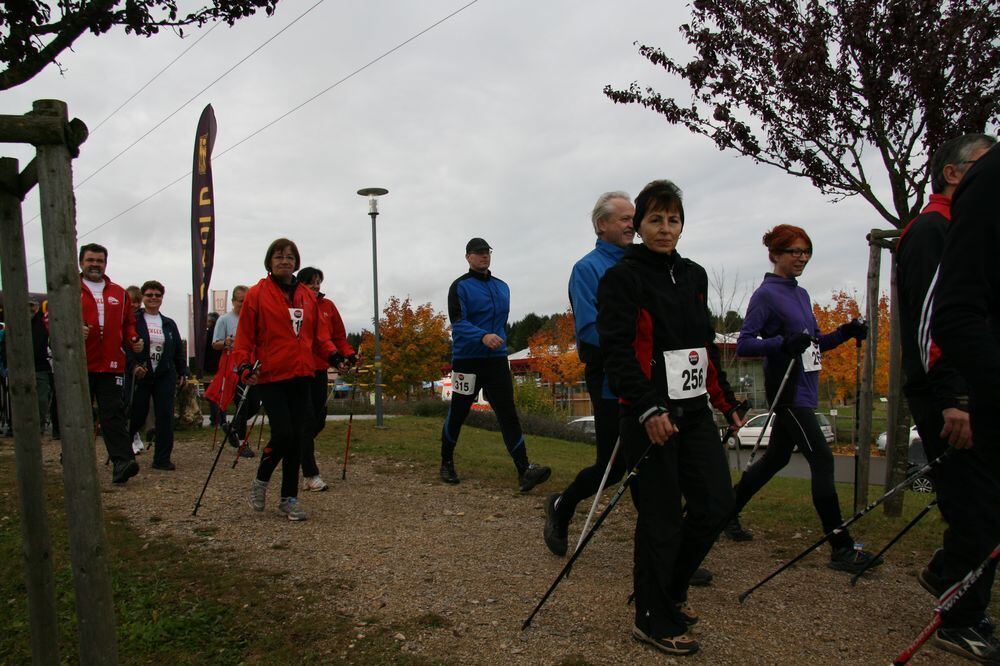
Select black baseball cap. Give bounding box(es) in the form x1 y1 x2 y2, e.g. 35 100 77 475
466 238 492 253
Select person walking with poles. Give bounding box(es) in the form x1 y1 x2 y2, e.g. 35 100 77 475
237 239 339 521
296 266 356 492
439 238 551 492
79 243 144 484
922 138 1000 663
731 224 877 573
598 180 744 657
127 280 188 471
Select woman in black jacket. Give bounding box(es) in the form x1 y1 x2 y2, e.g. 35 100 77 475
128 280 187 470
597 180 744 657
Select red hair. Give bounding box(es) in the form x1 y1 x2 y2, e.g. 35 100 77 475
763 224 812 263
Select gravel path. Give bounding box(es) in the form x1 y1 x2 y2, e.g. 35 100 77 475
61 435 970 665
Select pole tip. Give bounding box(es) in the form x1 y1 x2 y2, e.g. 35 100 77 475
737 592 749 604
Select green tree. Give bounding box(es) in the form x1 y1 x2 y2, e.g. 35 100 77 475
507 312 549 352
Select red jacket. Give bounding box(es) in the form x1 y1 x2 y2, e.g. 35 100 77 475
81 276 137 374
312 294 355 371
233 276 335 384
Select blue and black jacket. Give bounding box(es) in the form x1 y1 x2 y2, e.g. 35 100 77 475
569 239 625 399
447 270 510 360
127 311 188 379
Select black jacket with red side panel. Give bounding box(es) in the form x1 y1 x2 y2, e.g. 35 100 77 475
897 193 968 411
597 243 736 421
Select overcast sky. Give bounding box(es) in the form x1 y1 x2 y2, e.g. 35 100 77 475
2 0 938 341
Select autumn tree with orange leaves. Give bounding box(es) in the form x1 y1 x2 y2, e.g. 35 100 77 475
813 290 890 404
360 297 451 399
527 311 584 393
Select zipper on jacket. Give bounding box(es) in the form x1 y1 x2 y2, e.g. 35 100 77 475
669 266 676 284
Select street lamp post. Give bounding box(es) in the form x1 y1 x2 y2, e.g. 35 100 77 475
357 187 388 427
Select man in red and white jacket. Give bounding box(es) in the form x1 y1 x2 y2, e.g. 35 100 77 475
79 243 144 484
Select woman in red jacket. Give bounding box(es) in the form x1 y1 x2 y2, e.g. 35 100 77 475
296 266 356 491
233 239 337 521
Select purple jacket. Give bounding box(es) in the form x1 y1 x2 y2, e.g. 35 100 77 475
737 273 849 408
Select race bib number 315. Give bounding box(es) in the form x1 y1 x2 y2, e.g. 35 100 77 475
451 371 477 396
663 347 709 400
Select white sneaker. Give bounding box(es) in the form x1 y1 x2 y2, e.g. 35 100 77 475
132 433 145 455
302 475 329 492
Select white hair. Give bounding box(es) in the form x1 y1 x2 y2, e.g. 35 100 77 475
591 191 631 235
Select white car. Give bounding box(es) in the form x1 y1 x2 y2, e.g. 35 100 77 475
566 416 596 441
724 412 835 449
876 425 920 452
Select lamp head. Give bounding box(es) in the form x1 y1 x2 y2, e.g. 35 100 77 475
357 187 389 215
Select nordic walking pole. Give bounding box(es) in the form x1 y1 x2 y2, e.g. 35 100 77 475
573 436 621 555
738 448 953 603
231 406 264 469
341 349 364 481
891 541 1000 665
745 355 798 469
523 440 656 631
192 361 259 516
850 498 937 586
852 319 865 493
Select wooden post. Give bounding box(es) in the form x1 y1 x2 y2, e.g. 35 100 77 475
33 99 119 665
883 250 909 516
0 157 60 665
855 232 882 512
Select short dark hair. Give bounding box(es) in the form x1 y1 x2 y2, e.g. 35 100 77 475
634 180 685 228
297 266 324 285
930 133 997 193
141 280 165 296
264 238 300 273
79 243 108 262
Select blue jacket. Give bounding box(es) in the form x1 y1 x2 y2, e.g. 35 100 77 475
128 310 188 379
448 270 511 360
736 273 848 408
569 239 625 399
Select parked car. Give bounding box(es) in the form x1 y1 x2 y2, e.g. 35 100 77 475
566 416 596 442
906 437 934 493
876 425 920 451
723 412 835 449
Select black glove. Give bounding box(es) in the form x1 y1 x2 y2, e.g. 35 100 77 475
328 352 345 368
237 362 256 384
344 354 358 368
781 332 813 356
839 318 868 341
725 399 750 426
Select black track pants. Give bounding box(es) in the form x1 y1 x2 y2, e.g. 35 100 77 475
89 373 135 465
626 408 734 637
129 371 177 465
301 370 328 478
555 363 624 524
911 395 1000 628
734 406 854 550
255 377 313 498
440 356 529 470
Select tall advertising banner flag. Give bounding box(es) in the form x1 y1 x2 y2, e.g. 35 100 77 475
190 104 217 375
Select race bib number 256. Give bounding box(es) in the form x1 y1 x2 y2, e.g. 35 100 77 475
662 347 709 400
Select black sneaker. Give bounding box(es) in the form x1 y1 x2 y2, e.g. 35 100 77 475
632 625 699 656
543 493 568 556
112 459 139 485
151 461 176 471
519 464 551 493
239 446 255 458
689 567 713 587
724 515 754 541
918 565 948 598
225 425 241 448
934 625 1000 663
977 615 998 638
439 460 460 485
828 546 884 574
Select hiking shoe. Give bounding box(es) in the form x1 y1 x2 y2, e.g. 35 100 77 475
248 479 268 511
132 433 145 455
151 461 176 471
632 625 699 656
689 567 713 587
112 459 139 485
828 546 884 574
676 602 699 627
239 446 255 458
724 515 753 541
278 497 308 521
543 492 568 556
934 625 1000 663
918 565 948 598
439 460 460 485
302 475 328 492
225 425 241 448
519 464 551 493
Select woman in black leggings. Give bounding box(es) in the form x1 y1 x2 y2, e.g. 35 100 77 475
733 224 878 574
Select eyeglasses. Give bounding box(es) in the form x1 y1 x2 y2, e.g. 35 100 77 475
143 293 163 299
780 248 813 258
272 254 297 262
